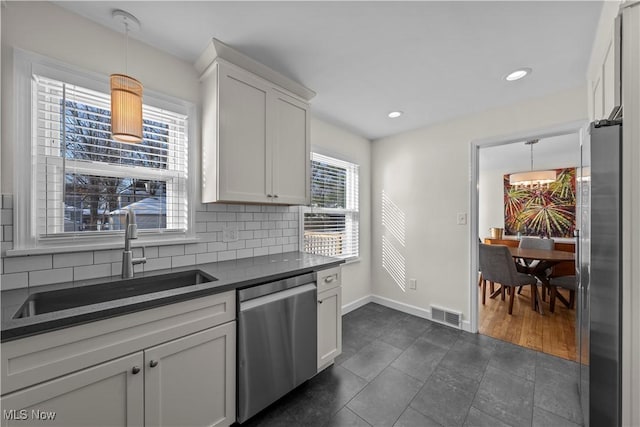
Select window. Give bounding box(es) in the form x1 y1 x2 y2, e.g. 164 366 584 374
302 153 359 259
32 74 189 239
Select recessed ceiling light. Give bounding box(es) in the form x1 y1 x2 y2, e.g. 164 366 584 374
505 68 532 81
388 111 403 118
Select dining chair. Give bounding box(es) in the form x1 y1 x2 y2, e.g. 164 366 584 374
516 237 555 298
548 275 577 313
479 244 538 314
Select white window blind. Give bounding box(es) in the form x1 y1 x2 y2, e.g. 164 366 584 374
302 153 359 259
33 74 188 237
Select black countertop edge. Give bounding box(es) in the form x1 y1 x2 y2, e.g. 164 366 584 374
1 252 344 342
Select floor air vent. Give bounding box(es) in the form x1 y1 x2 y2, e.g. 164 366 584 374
430 305 462 329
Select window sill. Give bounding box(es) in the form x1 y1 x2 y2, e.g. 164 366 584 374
5 236 200 257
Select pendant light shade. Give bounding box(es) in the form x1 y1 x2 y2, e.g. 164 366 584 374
509 139 557 188
110 9 143 143
110 74 143 143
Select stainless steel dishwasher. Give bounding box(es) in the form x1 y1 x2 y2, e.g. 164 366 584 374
237 272 317 423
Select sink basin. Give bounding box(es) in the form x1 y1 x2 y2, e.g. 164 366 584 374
14 270 217 319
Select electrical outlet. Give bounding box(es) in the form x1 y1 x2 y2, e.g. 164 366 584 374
456 212 467 225
409 278 417 290
222 224 239 242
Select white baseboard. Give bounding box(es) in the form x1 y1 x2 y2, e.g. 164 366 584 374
341 294 372 315
348 294 473 333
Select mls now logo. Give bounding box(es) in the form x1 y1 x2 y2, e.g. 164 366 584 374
3 409 56 421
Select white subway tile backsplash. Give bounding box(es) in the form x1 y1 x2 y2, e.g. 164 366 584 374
196 252 218 264
144 246 159 259
238 231 254 240
196 211 216 222
1 209 12 225
227 240 245 250
246 222 261 230
206 222 224 232
94 249 123 264
253 247 269 257
226 205 245 212
0 195 301 287
185 243 208 255
217 212 237 222
2 194 14 210
172 254 196 268
261 238 276 247
74 263 112 281
246 239 262 249
3 226 13 242
4 254 52 273
237 248 254 259
268 246 283 255
218 250 236 262
29 268 73 286
144 257 172 272
207 204 228 212
269 229 283 238
158 245 185 258
53 252 94 268
1 272 28 290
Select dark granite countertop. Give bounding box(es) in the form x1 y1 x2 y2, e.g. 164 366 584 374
1 252 343 342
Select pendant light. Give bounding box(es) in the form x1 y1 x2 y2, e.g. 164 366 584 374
509 139 557 188
111 9 143 143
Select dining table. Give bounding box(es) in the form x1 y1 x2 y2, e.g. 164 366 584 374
508 246 575 314
487 246 575 314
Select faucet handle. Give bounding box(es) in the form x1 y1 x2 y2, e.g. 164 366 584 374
127 223 138 239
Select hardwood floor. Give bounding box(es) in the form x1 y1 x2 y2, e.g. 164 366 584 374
478 284 577 361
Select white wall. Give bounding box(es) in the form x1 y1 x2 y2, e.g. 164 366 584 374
310 118 371 308
371 86 587 327
478 133 580 239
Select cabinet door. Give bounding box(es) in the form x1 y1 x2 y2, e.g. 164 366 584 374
144 322 236 427
317 287 342 371
1 353 143 427
218 64 270 203
271 90 310 205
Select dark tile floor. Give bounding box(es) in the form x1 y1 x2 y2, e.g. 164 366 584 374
241 303 583 427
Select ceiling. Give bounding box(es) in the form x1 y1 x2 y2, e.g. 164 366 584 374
55 1 603 141
480 133 581 172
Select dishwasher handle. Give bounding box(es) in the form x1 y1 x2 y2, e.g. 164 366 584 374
240 283 316 312
238 272 316 302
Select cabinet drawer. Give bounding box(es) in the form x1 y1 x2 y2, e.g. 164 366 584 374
317 266 341 293
2 291 235 395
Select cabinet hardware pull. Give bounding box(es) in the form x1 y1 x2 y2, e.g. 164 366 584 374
324 275 335 283
149 360 159 368
318 300 323 304
267 194 273 198
273 194 279 198
132 366 141 374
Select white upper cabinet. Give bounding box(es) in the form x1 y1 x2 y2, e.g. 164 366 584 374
197 39 314 205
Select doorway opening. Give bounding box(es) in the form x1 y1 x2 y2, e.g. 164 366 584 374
469 121 586 361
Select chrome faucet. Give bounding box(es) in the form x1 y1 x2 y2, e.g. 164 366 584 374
122 209 146 278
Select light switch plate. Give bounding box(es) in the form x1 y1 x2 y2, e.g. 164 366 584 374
409 278 417 290
222 224 239 242
456 213 467 225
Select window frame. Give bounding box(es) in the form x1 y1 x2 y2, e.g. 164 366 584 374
11 49 197 254
301 152 360 261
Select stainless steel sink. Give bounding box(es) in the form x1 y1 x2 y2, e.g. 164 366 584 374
13 270 217 319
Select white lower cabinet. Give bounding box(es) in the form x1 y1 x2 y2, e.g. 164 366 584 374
1 353 144 427
316 266 343 372
145 322 236 427
1 292 237 427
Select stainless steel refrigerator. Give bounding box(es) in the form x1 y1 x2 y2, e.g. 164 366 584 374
578 118 622 427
